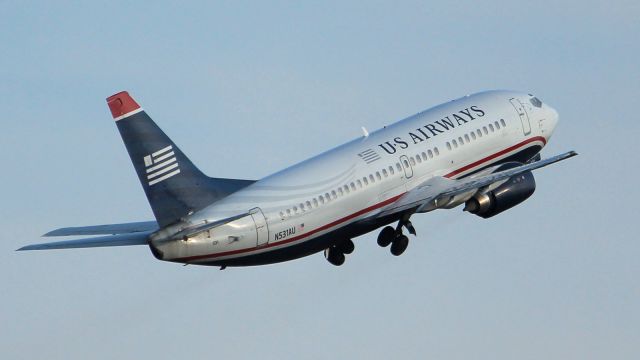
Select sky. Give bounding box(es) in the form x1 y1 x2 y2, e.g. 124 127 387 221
1 1 639 359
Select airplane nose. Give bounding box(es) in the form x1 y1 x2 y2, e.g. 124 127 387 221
545 104 559 134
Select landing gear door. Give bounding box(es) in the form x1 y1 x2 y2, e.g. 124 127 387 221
250 208 269 247
510 98 531 135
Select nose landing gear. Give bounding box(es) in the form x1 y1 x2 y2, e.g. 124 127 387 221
377 217 415 256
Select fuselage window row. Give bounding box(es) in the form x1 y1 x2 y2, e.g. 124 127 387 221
281 143 444 219
445 119 509 152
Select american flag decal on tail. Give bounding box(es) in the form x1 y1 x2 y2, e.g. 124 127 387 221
143 145 180 186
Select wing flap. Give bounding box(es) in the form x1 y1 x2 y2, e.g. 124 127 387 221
18 231 151 251
44 221 158 237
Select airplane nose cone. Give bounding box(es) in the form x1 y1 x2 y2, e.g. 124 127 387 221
545 104 559 134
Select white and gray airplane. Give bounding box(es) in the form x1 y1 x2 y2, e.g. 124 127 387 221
19 90 576 267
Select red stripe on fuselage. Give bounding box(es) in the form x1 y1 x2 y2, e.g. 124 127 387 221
444 136 546 179
175 136 546 263
176 193 404 262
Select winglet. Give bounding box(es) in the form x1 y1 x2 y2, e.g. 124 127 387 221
107 91 142 121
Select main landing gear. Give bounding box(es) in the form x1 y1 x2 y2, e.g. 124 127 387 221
324 238 355 266
324 217 416 266
377 218 415 256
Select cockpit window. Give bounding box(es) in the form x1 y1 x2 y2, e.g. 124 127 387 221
530 97 542 108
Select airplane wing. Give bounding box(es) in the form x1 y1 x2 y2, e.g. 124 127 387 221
44 221 158 237
379 151 577 216
17 231 151 251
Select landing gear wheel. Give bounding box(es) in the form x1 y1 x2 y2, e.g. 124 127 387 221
337 239 355 254
377 226 395 247
390 235 409 256
324 248 346 266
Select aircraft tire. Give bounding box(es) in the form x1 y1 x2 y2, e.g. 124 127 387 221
377 226 395 247
390 235 409 256
325 248 346 266
337 239 355 254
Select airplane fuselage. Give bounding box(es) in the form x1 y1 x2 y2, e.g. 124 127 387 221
149 90 559 266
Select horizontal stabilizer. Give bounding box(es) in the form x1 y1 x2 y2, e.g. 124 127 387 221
17 231 151 251
44 221 158 237
169 212 250 240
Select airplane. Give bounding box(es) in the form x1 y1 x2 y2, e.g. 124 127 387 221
18 90 577 268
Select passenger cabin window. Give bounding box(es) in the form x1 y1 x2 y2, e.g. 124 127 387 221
331 190 337 199
416 155 422 164
403 159 410 167
306 201 312 208
396 163 402 172
363 177 368 185
500 119 507 127
470 132 476 140
427 149 433 158
489 124 495 132
458 137 464 145
465 134 470 142
483 126 488 135
357 179 362 188
313 198 319 207
351 182 356 191
495 121 500 129
389 166 395 175
369 174 375 183
452 139 458 148
410 157 416 166
446 142 452 150
434 147 440 156
382 169 388 177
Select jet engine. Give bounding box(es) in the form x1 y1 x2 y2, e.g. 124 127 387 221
464 163 536 219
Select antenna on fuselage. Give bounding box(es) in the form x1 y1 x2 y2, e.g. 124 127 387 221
361 126 369 137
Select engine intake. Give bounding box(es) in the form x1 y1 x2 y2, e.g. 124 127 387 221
464 164 536 218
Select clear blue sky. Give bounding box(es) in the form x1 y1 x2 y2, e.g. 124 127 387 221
2 1 638 359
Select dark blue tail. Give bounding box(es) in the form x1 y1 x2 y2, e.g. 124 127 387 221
107 91 254 227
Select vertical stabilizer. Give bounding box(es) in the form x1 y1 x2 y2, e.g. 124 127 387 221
107 91 253 227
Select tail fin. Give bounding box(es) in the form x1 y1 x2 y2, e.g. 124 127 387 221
107 91 254 227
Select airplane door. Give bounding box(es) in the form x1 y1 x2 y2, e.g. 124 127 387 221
399 155 413 179
509 98 531 135
250 208 269 247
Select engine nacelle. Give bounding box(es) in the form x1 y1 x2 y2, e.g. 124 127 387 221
464 164 536 219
